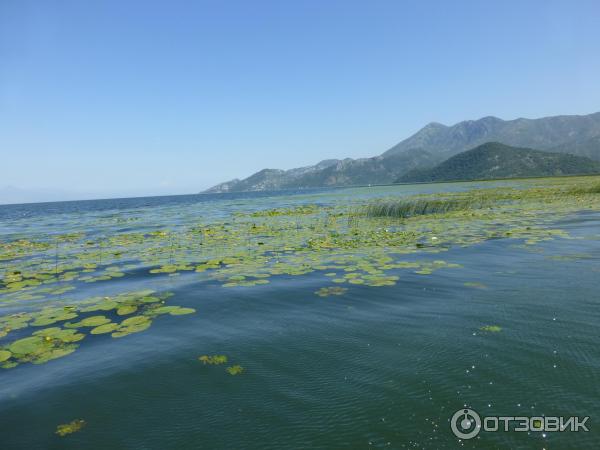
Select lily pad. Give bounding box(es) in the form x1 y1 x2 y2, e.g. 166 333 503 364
0 350 12 362
56 419 86 437
480 325 502 332
116 305 138 316
90 323 119 335
65 315 111 328
226 365 244 375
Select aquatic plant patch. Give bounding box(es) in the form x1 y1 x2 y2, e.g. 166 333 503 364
2 175 600 371
56 419 86 437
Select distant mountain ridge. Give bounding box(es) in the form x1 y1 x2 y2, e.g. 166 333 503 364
383 112 600 159
204 111 600 192
398 142 600 182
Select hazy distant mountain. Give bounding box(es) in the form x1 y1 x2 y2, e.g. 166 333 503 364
205 149 440 192
205 112 600 192
205 159 342 193
398 142 600 183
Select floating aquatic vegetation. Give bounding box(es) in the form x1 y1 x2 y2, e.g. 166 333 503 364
111 316 152 338
31 308 79 327
0 313 31 338
0 350 12 362
65 315 111 328
464 282 487 289
0 289 194 368
150 263 194 274
145 305 196 316
90 323 118 335
56 419 86 437
226 365 244 375
315 286 348 297
2 327 85 368
2 176 600 371
480 325 502 332
546 253 592 261
198 355 228 365
116 305 138 315
248 204 321 217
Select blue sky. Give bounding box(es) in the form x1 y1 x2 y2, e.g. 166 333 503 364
1 0 599 202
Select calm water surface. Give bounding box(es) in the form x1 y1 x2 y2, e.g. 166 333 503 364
1 183 598 449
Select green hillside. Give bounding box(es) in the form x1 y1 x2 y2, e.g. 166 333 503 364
397 142 600 183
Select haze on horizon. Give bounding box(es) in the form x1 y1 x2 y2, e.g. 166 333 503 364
1 0 600 204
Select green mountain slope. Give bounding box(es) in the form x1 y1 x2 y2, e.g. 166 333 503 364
397 142 600 183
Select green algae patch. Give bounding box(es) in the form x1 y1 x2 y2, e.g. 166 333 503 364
56 419 86 437
199 355 228 365
226 365 244 375
480 325 502 333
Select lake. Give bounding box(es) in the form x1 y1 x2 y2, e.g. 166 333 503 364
1 179 599 449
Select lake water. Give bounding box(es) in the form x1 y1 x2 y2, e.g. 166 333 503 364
0 182 598 449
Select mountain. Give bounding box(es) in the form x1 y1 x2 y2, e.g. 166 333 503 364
383 112 600 160
397 142 600 183
205 159 342 193
204 149 440 192
204 112 600 192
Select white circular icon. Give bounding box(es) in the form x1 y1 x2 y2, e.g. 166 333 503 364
451 408 481 439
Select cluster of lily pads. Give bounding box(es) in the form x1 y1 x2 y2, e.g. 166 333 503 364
1 176 599 370
0 290 194 369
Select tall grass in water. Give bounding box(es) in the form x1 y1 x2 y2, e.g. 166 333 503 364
363 179 600 220
568 183 600 194
364 196 492 218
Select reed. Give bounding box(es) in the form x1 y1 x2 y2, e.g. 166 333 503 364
364 196 492 218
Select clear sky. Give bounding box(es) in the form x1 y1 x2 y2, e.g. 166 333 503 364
1 0 599 202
